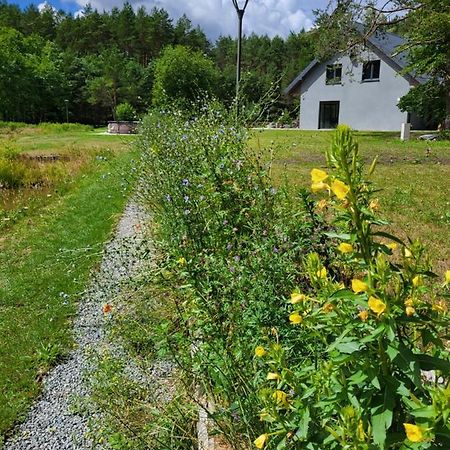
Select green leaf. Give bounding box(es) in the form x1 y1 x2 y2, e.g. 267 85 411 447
371 386 395 448
386 341 422 387
416 354 450 372
329 289 357 300
324 232 351 240
371 231 405 246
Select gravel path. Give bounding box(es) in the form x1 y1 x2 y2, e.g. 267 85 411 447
4 201 149 450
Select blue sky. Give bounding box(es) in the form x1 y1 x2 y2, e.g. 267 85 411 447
9 0 329 40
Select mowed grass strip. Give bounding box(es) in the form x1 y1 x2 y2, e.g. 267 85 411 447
0 135 137 437
249 129 450 271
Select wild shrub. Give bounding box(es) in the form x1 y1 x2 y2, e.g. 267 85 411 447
138 103 328 444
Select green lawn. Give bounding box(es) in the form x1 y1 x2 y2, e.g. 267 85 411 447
0 126 137 439
249 129 450 272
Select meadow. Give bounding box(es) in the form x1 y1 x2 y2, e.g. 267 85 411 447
0 124 136 439
249 129 450 272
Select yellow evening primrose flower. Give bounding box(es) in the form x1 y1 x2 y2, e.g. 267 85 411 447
352 279 369 293
323 303 334 313
404 423 424 443
289 312 303 324
432 300 448 314
387 242 398 250
404 248 413 258
290 292 306 304
317 199 328 210
311 168 328 183
255 346 266 357
267 372 281 381
330 179 350 200
368 296 386 316
317 267 327 279
404 298 414 307
445 270 450 285
338 242 353 254
412 275 423 287
311 181 330 193
177 257 186 266
254 433 269 449
358 310 369 321
406 306 416 316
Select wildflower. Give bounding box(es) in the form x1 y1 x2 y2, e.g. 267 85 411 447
184 209 190 215
406 306 416 316
387 242 398 250
181 178 189 186
369 199 380 210
102 303 112 314
412 275 422 287
177 257 186 266
289 312 303 324
358 420 366 440
404 423 424 443
331 179 350 200
368 296 386 316
254 433 268 449
267 372 281 381
338 242 353 254
432 300 448 314
445 270 450 285
323 303 334 313
317 199 328 210
290 292 306 304
311 181 330 193
255 346 266 357
404 298 414 307
273 390 289 406
358 310 369 321
273 247 279 253
404 248 413 258
352 279 369 293
183 195 189 203
311 168 328 183
317 267 327 279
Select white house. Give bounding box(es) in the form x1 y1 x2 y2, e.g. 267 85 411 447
285 28 426 131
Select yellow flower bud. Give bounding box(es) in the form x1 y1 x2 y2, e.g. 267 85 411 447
412 275 422 287
330 179 350 200
255 346 266 357
289 311 303 324
272 390 289 406
404 248 413 258
445 270 450 285
254 433 269 449
404 423 424 443
368 296 386 316
369 199 380 210
317 267 327 279
338 242 353 254
177 257 186 266
406 306 416 316
351 279 369 293
387 242 398 250
323 303 334 313
266 372 281 380
290 292 306 304
358 310 369 321
311 168 328 183
317 199 328 210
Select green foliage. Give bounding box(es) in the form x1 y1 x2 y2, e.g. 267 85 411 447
152 46 220 108
115 102 137 121
254 126 450 449
138 103 330 445
398 80 446 128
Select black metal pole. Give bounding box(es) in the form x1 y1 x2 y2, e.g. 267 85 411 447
232 0 249 118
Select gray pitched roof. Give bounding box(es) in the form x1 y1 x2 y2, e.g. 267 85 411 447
285 26 424 95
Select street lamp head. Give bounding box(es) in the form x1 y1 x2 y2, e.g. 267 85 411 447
232 0 249 13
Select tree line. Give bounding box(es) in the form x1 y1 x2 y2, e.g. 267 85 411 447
0 1 314 124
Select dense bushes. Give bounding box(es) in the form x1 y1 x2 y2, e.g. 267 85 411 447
139 107 449 448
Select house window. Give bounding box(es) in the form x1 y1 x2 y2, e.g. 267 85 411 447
326 64 342 85
362 60 380 81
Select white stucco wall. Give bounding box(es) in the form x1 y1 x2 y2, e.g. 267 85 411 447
299 50 412 131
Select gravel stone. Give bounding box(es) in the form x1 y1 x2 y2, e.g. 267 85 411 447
4 201 149 450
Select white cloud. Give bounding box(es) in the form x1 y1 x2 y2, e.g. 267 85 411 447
38 1 58 13
71 0 315 40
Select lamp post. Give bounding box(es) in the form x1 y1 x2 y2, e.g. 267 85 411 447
64 99 69 123
231 0 249 116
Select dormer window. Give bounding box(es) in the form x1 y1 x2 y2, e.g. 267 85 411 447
326 64 342 85
362 60 380 81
